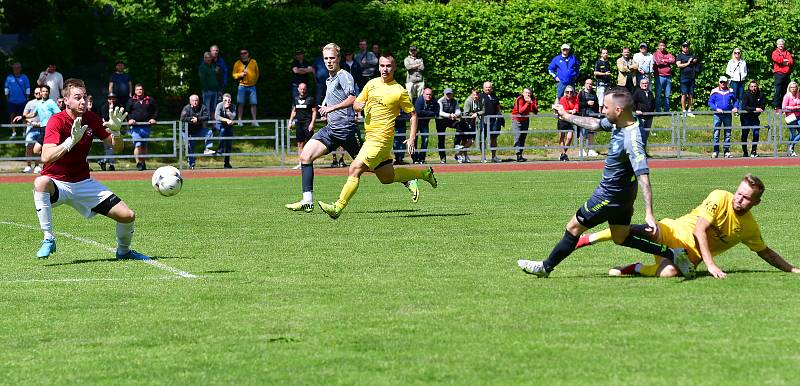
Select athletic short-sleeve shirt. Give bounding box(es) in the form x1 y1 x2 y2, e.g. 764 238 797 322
5 74 30 104
324 70 356 131
42 110 109 183
35 99 61 127
592 118 648 203
292 95 316 123
673 190 766 256
356 77 414 143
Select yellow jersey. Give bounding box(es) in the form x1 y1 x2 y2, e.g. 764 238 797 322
356 78 414 143
667 190 766 260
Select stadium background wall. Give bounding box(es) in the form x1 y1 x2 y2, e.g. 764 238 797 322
1 0 796 116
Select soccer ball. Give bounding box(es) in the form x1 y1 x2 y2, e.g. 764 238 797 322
151 166 183 197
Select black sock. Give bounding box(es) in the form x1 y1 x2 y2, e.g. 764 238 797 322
621 234 673 260
301 163 314 193
543 230 579 272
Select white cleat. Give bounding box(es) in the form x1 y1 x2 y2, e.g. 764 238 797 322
517 259 549 278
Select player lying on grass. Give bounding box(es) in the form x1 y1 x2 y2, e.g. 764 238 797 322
575 174 800 278
32 78 149 260
517 87 693 278
318 52 437 219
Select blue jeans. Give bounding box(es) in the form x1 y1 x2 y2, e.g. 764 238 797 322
788 123 800 152
730 81 745 105
712 114 732 153
187 127 213 167
414 122 430 163
237 85 257 105
202 91 218 119
655 76 672 112
639 117 653 145
218 124 234 165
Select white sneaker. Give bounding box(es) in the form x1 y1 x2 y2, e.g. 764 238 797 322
291 163 301 170
587 149 599 157
711 152 718 158
686 111 696 117
22 166 32 173
33 166 42 174
455 155 464 163
252 121 260 127
203 148 217 155
454 144 464 150
724 152 732 158
517 259 549 277
579 150 588 157
11 132 17 138
237 120 243 127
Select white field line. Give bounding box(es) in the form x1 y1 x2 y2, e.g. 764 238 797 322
1 221 199 279
0 276 180 284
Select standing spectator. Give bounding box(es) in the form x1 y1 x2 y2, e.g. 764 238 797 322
633 43 654 90
511 87 538 162
557 85 578 161
14 86 40 173
740 80 766 158
726 48 748 104
233 48 260 126
56 98 65 111
632 77 656 145
355 39 378 90
370 43 381 78
107 60 131 110
340 50 362 93
290 49 313 100
393 111 410 164
782 81 800 157
98 92 120 171
436 88 461 164
198 52 219 120
37 63 63 101
181 94 212 169
653 41 675 112
676 41 700 117
578 78 600 156
708 76 738 158
5 62 30 137
312 46 329 107
208 45 228 99
458 89 484 163
593 49 612 109
126 84 158 171
288 82 317 168
34 86 61 132
479 81 504 163
548 43 581 98
215 93 237 168
404 45 425 102
616 47 638 93
413 87 438 164
772 38 793 110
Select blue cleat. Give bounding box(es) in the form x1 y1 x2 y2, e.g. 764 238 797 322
36 238 56 259
116 249 151 260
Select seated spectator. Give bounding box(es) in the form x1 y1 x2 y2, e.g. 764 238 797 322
739 80 766 157
126 84 159 171
215 93 237 168
413 87 438 164
557 85 578 161
459 88 484 163
708 76 738 158
782 81 800 157
5 61 31 138
14 86 41 173
511 87 538 162
180 94 211 169
632 77 656 145
98 92 120 171
577 78 600 156
436 88 461 163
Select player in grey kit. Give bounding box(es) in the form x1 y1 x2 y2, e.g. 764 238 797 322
517 87 695 278
285 43 417 212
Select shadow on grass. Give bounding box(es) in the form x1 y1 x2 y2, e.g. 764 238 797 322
401 213 471 218
353 209 419 214
203 270 236 274
44 255 186 267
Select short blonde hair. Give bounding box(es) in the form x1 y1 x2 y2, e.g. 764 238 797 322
322 43 340 58
743 173 765 196
62 78 86 98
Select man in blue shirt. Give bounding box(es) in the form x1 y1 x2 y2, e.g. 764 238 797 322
708 76 739 158
548 44 581 98
518 87 694 279
5 62 30 137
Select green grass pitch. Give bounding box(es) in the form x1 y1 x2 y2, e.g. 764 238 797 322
1 166 799 384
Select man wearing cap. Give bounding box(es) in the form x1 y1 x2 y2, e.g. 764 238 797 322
404 45 425 102
616 47 638 93
676 41 700 117
708 76 738 158
548 44 581 98
771 39 793 110
436 88 461 163
291 49 314 100
653 41 676 112
633 43 654 91
108 60 131 111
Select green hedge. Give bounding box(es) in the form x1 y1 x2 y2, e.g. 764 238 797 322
5 0 800 116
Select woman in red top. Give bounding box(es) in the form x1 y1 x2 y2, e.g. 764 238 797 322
511 88 538 162
557 85 579 161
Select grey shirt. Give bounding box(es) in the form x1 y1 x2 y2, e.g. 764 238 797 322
323 69 356 131
593 118 649 202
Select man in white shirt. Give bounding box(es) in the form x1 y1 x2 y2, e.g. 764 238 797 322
633 43 654 91
37 63 64 101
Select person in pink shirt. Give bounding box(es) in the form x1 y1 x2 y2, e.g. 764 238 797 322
653 41 675 112
781 81 800 156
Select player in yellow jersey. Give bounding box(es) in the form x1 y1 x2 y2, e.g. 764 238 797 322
575 174 800 278
318 52 437 219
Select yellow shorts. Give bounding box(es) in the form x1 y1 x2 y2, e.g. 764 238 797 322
656 219 702 265
356 139 393 170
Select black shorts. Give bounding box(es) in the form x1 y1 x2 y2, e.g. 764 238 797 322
295 120 313 142
311 125 361 158
575 194 634 228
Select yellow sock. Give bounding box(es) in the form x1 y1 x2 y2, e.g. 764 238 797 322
335 176 360 208
392 167 424 183
637 255 662 277
590 228 613 244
